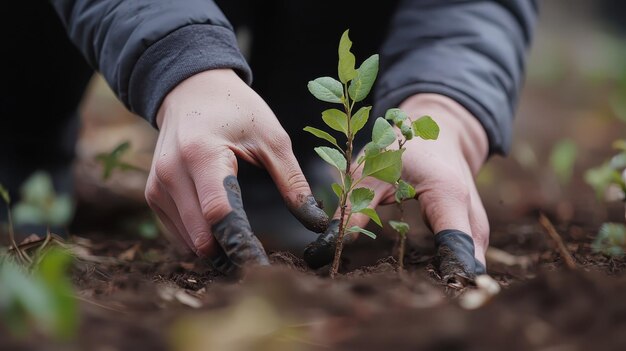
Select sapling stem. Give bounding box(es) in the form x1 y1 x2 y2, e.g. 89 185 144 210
396 202 407 270
330 84 354 278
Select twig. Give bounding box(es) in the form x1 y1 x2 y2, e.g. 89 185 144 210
538 213 577 270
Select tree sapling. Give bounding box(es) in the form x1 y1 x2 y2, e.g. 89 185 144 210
304 30 439 277
384 109 439 269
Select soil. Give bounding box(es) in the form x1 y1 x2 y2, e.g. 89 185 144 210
3 216 626 351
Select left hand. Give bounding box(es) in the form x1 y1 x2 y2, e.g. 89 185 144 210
304 94 490 283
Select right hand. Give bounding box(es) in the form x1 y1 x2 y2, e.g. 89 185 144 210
145 69 328 273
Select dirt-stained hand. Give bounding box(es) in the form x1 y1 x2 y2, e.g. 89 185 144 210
304 94 489 282
145 69 328 274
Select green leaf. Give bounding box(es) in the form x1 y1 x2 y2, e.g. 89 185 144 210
359 207 382 227
345 174 353 192
303 126 340 149
0 183 9 204
37 248 78 340
610 152 626 170
21 171 55 205
350 187 374 212
372 117 396 149
389 220 410 236
363 142 381 158
348 54 379 102
363 149 404 184
12 172 75 227
96 141 134 180
307 77 344 103
46 195 73 227
400 123 413 140
0 260 57 338
613 139 626 152
322 109 349 135
385 108 408 127
412 116 440 140
346 226 377 239
13 203 45 225
338 30 357 84
331 183 343 199
350 106 371 135
314 146 346 171
395 180 416 202
549 139 577 185
593 222 626 256
138 219 159 239
585 164 623 199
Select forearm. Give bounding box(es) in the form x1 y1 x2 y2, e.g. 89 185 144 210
49 0 251 126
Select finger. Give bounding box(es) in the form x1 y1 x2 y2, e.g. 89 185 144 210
145 177 194 250
160 173 237 274
185 145 269 269
468 185 490 269
433 230 485 285
257 131 329 233
416 171 486 282
146 175 234 273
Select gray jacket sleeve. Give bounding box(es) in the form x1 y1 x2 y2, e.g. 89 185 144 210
375 0 537 155
49 0 251 127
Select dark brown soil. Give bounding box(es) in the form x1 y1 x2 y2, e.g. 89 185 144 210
3 216 626 351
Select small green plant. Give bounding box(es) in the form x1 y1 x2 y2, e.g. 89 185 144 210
585 140 626 256
593 222 626 256
11 171 74 229
96 141 145 180
383 109 439 269
0 178 78 340
0 248 78 340
585 139 626 200
549 139 578 186
305 30 439 277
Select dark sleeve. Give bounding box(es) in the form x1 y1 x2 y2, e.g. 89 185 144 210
374 0 538 155
49 0 252 126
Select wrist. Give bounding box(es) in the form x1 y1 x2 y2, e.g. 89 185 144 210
399 93 488 174
156 69 241 129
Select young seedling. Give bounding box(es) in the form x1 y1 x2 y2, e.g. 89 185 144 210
0 180 78 340
586 139 626 256
305 30 439 277
0 182 27 263
384 109 439 270
96 141 145 180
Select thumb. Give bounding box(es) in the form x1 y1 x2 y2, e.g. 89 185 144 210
257 131 329 233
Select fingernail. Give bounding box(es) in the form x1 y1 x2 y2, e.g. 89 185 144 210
290 194 329 233
303 219 339 269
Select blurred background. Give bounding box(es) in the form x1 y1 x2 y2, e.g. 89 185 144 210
68 0 626 252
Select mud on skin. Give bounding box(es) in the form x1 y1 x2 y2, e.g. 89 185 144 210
433 229 486 285
303 219 340 269
209 176 270 274
289 194 329 233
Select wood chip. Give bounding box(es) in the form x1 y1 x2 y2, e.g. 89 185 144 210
538 213 577 270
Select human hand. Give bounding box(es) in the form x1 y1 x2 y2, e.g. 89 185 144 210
145 69 328 274
304 94 489 283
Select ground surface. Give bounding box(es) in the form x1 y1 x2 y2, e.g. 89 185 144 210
3 215 626 351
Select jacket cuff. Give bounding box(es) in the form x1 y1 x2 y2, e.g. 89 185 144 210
373 83 509 156
128 24 252 127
